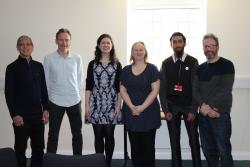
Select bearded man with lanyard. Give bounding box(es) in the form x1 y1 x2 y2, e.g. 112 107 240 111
159 32 202 167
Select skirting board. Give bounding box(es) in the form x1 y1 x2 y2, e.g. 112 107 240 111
25 149 250 160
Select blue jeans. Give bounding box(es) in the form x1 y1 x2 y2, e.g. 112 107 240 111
47 101 83 155
198 112 234 167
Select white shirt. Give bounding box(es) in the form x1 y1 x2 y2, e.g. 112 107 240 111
172 53 187 63
43 51 84 107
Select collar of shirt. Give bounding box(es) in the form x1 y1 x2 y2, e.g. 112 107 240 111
172 53 187 63
18 55 33 63
56 50 73 58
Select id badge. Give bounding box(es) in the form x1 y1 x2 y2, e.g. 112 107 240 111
174 84 183 92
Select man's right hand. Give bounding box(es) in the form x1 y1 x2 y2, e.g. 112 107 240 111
207 109 220 118
200 103 211 116
165 112 173 121
12 115 24 126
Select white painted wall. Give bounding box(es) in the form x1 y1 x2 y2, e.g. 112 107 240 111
207 0 250 75
0 0 250 160
0 0 127 157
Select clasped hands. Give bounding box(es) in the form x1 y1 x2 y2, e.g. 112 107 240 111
130 105 144 116
200 103 220 118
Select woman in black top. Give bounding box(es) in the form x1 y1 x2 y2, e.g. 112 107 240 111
85 34 122 167
120 41 161 167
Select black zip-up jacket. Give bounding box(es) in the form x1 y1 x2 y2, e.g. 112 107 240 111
5 56 49 118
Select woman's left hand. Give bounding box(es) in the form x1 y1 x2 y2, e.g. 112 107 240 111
114 106 121 116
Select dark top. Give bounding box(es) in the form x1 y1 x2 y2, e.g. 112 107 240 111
120 63 161 132
192 57 235 113
85 60 122 124
159 55 198 113
5 56 49 118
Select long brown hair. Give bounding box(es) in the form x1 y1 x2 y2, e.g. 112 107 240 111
94 34 117 63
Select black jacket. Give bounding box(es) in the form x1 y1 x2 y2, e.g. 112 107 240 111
5 56 49 118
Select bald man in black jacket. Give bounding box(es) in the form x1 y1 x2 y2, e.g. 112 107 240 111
5 35 49 167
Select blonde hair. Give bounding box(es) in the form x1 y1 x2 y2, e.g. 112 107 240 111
129 41 148 64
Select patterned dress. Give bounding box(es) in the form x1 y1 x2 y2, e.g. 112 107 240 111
86 60 122 124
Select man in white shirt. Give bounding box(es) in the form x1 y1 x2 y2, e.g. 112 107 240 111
44 28 84 155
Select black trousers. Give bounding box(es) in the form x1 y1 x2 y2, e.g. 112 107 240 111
128 129 156 167
13 117 44 167
167 104 202 167
47 101 83 155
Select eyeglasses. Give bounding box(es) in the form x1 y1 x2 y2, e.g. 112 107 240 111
203 44 217 49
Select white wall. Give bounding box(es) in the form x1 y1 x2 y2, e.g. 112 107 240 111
0 0 127 157
207 0 250 75
0 0 250 160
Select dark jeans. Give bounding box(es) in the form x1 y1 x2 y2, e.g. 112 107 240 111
199 112 234 167
92 124 115 167
167 104 201 167
13 116 44 167
128 129 156 167
47 101 83 155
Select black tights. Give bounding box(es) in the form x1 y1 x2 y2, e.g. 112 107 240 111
92 124 115 167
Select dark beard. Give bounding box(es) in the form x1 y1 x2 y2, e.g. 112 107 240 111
174 49 184 59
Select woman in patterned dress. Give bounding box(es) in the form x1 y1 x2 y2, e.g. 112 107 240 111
85 34 122 167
